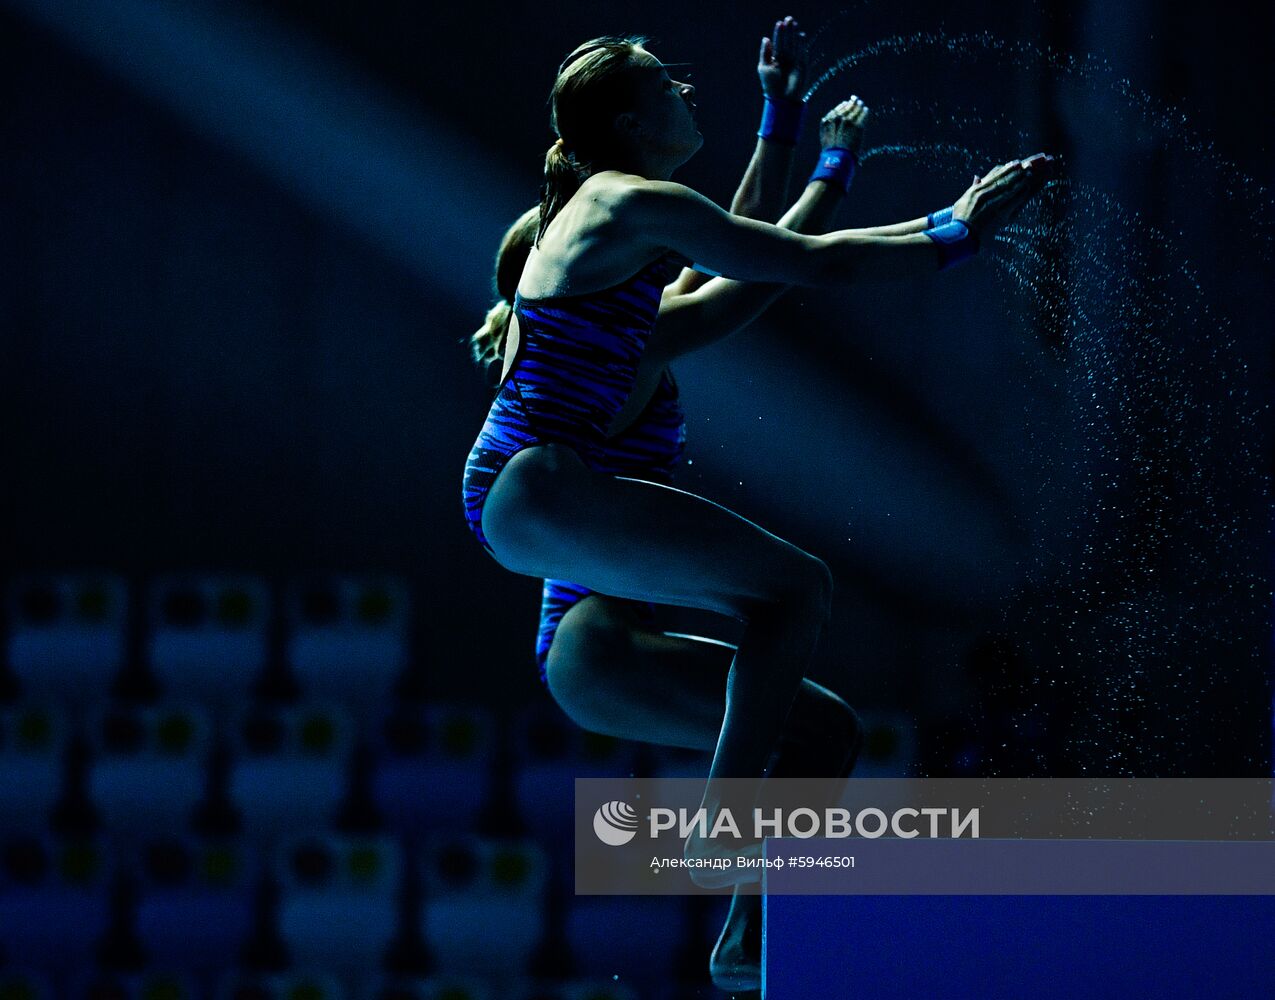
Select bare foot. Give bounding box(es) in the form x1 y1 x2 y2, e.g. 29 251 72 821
683 828 764 889
709 889 762 991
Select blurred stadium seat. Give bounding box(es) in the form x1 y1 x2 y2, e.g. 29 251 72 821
0 832 113 979
0 702 69 836
146 574 271 728
6 573 128 716
227 701 353 850
285 576 409 733
371 702 495 841
511 703 641 840
510 703 641 897
275 832 401 980
129 832 260 976
85 701 213 844
419 835 547 980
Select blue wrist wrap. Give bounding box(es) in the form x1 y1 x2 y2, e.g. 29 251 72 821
927 205 954 228
809 147 857 194
758 95 806 145
922 219 979 270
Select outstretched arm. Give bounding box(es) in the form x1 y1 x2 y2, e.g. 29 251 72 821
664 15 809 298
620 153 1053 289
651 97 869 361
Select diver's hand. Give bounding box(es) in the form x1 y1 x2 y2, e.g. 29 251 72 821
953 154 1056 238
758 15 808 100
819 96 869 158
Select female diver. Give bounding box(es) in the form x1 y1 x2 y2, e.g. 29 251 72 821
467 18 877 988
460 27 1052 977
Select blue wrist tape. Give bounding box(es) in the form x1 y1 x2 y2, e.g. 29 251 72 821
922 219 979 270
810 147 857 194
758 95 806 145
927 205 954 228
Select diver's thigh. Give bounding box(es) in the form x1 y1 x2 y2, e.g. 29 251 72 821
484 447 829 620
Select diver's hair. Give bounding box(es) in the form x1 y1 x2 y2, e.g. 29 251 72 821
468 206 541 374
538 35 653 247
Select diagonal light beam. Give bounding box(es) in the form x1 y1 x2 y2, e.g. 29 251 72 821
6 0 529 311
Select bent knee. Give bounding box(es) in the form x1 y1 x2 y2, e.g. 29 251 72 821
798 679 860 743
810 558 835 618
543 602 635 725
746 553 833 624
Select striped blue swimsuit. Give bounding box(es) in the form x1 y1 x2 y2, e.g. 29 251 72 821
461 249 687 552
460 250 689 684
535 367 686 684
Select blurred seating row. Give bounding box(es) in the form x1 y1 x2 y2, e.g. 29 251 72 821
6 573 408 729
0 965 647 1000
4 572 920 776
0 695 918 852
0 827 699 993
0 699 732 852
1 570 922 997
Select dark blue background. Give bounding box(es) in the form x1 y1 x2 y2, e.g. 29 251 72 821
3 0 1271 773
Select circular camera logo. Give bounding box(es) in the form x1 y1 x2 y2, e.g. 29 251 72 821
593 800 640 846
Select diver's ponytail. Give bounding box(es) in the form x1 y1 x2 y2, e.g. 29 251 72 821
537 140 584 246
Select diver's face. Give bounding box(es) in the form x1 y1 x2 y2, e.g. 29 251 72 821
627 47 702 160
